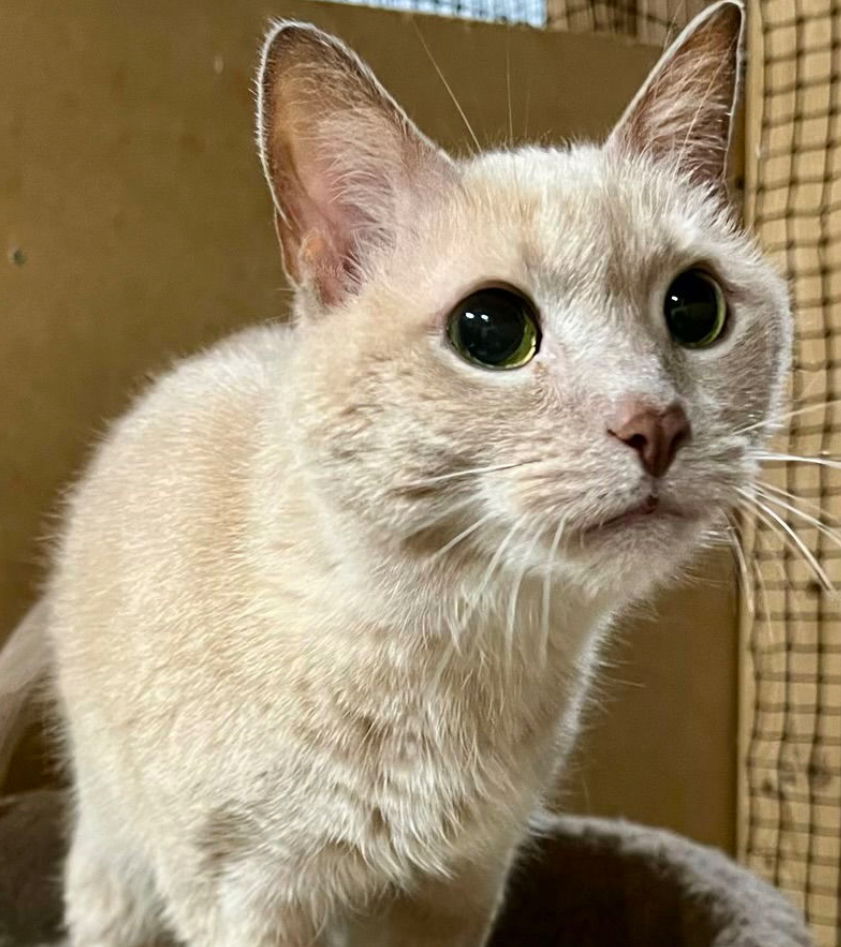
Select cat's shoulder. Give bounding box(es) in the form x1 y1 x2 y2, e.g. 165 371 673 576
158 321 294 398
87 321 296 476
121 321 294 422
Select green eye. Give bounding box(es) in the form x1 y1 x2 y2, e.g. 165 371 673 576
664 269 728 348
447 288 540 369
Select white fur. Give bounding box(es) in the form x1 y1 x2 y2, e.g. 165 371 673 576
4 5 793 945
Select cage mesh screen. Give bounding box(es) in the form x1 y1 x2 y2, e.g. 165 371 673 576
545 0 706 40
328 0 547 25
325 0 710 32
316 0 840 938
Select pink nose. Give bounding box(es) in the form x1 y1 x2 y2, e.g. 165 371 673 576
608 401 692 478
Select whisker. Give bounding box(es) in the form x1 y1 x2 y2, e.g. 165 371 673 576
736 397 841 436
738 489 833 591
407 494 476 533
757 451 841 472
756 479 841 528
741 495 818 588
754 547 774 647
753 509 790 591
751 524 775 647
505 525 545 659
402 460 537 489
751 486 841 553
505 33 514 148
725 513 755 616
540 518 565 665
730 510 775 649
428 511 496 562
411 21 481 154
522 78 532 142
458 514 527 635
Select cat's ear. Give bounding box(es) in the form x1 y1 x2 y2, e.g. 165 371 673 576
257 22 454 307
607 0 744 189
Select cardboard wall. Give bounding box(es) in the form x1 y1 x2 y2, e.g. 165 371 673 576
1 0 737 850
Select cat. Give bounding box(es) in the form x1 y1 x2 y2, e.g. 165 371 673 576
0 1 792 944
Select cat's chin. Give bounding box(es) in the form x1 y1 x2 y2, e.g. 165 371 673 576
561 501 710 590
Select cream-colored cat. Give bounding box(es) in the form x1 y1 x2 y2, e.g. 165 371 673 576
3 2 791 944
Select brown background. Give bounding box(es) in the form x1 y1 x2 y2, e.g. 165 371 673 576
0 0 738 852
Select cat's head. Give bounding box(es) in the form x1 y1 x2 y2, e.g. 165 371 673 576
256 2 790 602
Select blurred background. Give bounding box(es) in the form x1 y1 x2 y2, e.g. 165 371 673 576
2 0 839 943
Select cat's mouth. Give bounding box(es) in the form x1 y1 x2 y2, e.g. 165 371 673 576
580 494 694 537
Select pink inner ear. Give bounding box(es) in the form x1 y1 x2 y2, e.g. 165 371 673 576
286 166 355 300
258 24 454 309
285 139 395 305
608 2 742 187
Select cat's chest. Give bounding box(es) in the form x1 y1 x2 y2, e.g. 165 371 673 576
202 587 603 886
302 607 596 862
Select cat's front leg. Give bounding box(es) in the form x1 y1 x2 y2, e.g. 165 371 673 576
157 853 332 947
64 807 169 947
344 858 510 947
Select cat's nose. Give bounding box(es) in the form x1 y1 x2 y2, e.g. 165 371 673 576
608 400 692 478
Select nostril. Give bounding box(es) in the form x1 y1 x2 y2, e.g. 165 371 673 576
672 425 691 455
608 425 653 460
625 432 649 454
608 400 691 478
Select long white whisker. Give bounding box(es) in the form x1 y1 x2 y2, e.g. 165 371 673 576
408 495 475 533
403 460 536 489
757 451 841 472
752 527 774 647
739 512 775 649
738 489 833 591
429 511 496 562
753 508 790 591
411 21 481 154
540 518 565 665
751 486 841 552
505 33 514 148
741 495 810 586
505 525 545 660
756 479 841 529
459 515 527 635
736 397 841 435
724 513 755 616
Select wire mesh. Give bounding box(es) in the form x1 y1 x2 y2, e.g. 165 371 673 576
324 0 706 33
327 0 547 26
544 0 706 41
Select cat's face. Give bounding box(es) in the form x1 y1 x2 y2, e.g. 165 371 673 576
292 147 789 598
259 3 791 600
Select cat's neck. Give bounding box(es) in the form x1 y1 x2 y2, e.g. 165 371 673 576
250 400 615 670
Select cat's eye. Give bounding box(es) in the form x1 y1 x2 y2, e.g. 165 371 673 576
447 288 540 370
664 269 728 348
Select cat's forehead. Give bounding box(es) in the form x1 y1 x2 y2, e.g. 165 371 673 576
460 146 713 255
397 145 728 311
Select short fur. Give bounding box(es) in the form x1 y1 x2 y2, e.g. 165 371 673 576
3 3 792 945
